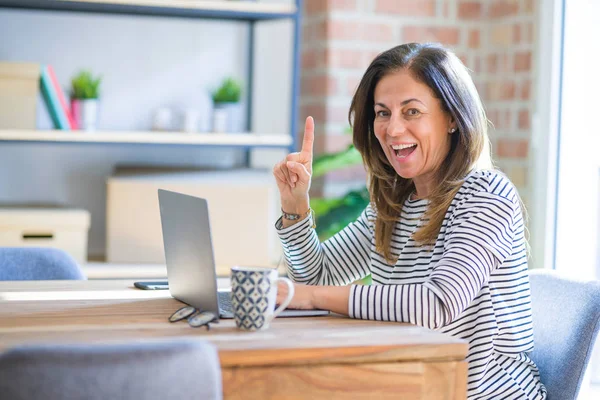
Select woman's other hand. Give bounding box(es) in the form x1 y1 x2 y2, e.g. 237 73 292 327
276 281 316 310
272 116 314 218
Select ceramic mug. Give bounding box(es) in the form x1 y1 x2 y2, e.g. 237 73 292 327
230 266 294 331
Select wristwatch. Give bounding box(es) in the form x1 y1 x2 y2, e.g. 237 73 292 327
281 208 316 228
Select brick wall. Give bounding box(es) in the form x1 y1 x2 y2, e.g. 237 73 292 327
301 0 537 206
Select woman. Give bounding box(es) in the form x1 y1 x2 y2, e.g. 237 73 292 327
273 43 546 399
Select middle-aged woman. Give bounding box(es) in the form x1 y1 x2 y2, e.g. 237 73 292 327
272 43 546 399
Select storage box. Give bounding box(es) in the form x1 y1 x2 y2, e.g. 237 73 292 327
0 206 91 264
106 168 282 275
0 62 39 129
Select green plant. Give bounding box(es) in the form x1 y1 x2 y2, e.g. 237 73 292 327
309 129 372 285
70 70 101 99
212 77 242 103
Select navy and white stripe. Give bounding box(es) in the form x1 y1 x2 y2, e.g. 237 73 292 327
277 170 546 400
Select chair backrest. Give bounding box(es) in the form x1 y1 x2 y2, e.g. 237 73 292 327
0 339 222 400
529 269 600 400
0 247 85 280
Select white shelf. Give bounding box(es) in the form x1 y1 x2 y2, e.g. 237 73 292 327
66 0 296 14
0 0 298 20
0 129 292 147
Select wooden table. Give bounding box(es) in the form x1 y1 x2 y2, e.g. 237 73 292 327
0 280 468 399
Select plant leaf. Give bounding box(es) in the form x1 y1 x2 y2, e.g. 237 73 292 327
312 145 363 178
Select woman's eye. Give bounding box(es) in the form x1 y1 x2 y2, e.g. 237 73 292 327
406 108 421 116
375 110 389 117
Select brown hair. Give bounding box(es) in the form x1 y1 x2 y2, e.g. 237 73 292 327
349 43 492 262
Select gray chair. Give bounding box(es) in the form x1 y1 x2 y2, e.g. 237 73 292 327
0 339 222 400
529 269 600 400
0 247 85 280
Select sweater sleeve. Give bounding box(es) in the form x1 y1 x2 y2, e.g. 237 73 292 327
276 205 373 286
349 191 519 329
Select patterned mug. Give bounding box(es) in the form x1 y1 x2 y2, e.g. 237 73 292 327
230 266 294 331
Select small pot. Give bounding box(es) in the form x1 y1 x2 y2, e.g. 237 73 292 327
71 99 99 131
212 102 243 133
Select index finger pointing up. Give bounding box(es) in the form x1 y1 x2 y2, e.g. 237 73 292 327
301 116 314 159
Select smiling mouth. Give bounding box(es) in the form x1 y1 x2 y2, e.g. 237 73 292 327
392 144 417 158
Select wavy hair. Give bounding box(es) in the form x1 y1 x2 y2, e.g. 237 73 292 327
349 43 492 262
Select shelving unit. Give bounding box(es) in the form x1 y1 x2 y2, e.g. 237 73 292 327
0 129 292 147
0 0 302 152
0 0 297 20
0 0 303 262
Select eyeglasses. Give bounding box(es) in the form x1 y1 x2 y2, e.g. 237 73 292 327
169 306 218 330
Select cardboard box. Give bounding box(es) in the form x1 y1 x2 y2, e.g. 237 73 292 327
0 206 91 264
106 168 282 275
0 62 39 129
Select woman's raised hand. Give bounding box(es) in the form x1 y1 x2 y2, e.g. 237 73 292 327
273 116 314 215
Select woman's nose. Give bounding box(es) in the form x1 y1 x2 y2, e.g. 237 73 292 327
387 115 406 137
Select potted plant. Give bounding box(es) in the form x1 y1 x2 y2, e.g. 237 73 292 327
211 77 243 133
70 70 101 131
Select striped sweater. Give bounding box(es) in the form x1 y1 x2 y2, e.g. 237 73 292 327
276 170 546 399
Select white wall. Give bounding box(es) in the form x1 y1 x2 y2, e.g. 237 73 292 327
0 7 292 258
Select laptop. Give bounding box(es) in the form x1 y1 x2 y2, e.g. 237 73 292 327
153 188 329 320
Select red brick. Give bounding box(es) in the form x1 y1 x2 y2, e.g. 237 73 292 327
302 50 317 69
328 0 357 11
497 138 529 158
402 26 461 45
375 0 436 17
489 53 511 74
458 1 483 19
487 81 516 101
513 24 521 44
468 29 480 48
473 56 483 74
514 51 532 72
489 109 512 130
302 75 337 97
503 109 512 130
301 104 326 125
520 79 531 100
487 54 498 74
363 22 394 42
518 109 530 130
304 0 327 15
326 48 365 69
307 20 328 42
489 0 519 18
327 20 361 40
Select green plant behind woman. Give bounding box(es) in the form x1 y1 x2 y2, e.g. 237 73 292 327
309 128 372 285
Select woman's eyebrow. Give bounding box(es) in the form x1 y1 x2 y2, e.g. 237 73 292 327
374 98 425 108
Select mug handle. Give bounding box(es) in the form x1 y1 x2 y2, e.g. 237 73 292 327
269 277 295 322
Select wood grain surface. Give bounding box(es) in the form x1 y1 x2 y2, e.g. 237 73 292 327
0 280 468 399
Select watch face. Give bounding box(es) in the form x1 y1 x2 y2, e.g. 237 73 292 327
169 305 196 322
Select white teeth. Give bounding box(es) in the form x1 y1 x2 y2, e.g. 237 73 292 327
391 144 417 150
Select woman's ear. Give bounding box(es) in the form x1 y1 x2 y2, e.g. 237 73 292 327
448 116 457 134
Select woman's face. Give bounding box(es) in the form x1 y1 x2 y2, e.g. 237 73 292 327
373 69 455 197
